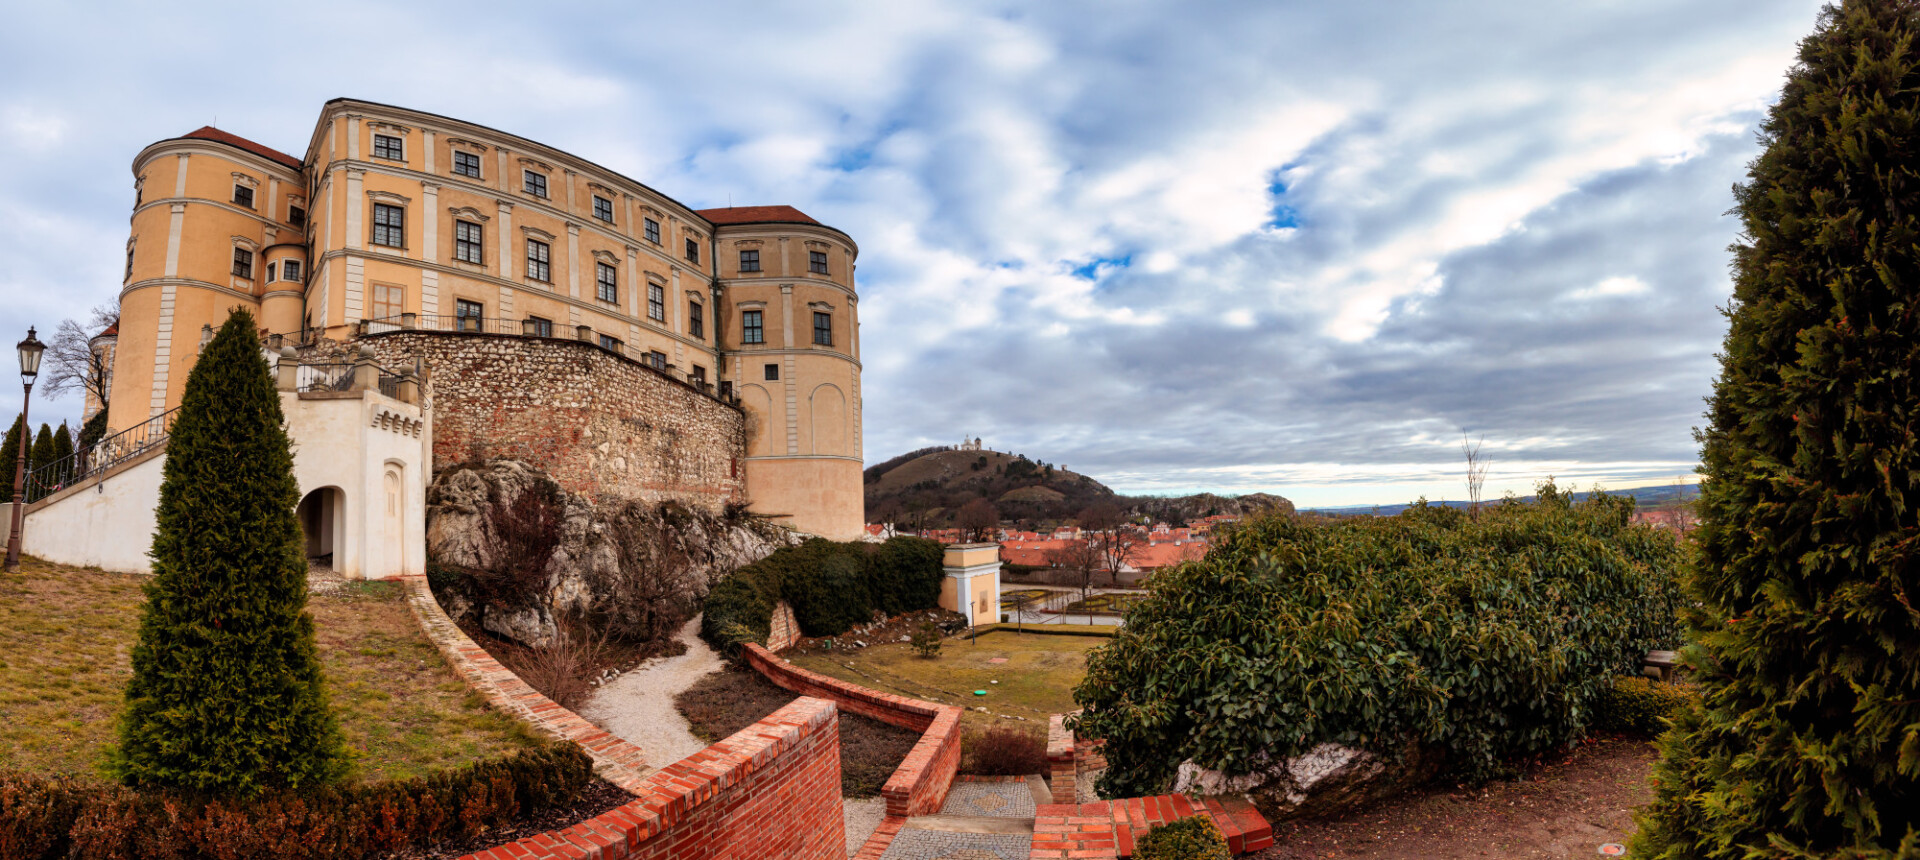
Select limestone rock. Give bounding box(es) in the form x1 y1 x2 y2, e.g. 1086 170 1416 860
426 458 802 649
1172 741 1439 821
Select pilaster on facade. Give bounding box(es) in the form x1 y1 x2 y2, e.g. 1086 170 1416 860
163 204 185 277
173 153 189 197
150 283 176 416
497 201 514 285
345 169 365 251
565 223 581 300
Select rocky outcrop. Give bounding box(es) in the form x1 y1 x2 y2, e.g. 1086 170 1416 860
427 459 801 648
1172 741 1439 821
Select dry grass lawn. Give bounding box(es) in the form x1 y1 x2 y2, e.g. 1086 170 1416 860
0 557 538 784
786 629 1105 732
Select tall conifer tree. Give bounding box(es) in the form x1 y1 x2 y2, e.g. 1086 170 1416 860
114 307 345 794
0 417 21 497
28 424 52 478
1636 1 1920 856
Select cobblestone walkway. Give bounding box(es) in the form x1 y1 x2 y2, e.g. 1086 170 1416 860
877 830 1031 860
940 779 1038 819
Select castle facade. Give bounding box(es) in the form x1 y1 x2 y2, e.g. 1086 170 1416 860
109 99 863 540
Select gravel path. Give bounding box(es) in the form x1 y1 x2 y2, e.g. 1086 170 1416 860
579 614 725 769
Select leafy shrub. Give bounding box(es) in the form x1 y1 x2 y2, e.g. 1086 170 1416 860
0 743 592 860
1134 816 1231 860
962 727 1047 776
701 536 946 653
1074 486 1683 797
1593 677 1697 735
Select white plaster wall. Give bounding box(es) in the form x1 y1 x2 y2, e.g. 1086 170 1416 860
22 450 167 573
283 390 426 580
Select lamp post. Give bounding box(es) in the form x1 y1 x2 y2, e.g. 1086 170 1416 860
6 326 45 572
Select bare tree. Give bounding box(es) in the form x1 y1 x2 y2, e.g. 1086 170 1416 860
1462 433 1490 520
1080 502 1145 586
957 498 1000 543
41 301 119 411
1046 539 1103 606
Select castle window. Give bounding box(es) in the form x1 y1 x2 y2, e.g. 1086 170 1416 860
372 133 404 161
372 203 405 247
232 247 253 279
813 311 833 346
525 316 553 337
372 284 403 320
685 238 700 263
810 250 829 275
599 334 623 352
124 245 134 282
232 185 255 209
283 260 302 282
266 262 278 283
690 365 706 385
742 309 764 344
596 262 618 303
648 351 667 370
523 170 548 198
648 282 665 321
720 380 733 399
526 239 551 282
644 217 660 244
764 363 779 381
454 221 484 264
453 151 482 178
455 299 484 331
289 205 305 227
593 195 614 223
689 301 704 338
739 249 760 273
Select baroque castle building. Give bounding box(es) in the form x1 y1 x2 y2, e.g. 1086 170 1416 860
111 98 863 540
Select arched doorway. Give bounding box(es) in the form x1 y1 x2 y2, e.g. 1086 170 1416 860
296 486 346 566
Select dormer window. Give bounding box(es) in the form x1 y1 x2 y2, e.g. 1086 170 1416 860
372 133 404 161
523 170 548 198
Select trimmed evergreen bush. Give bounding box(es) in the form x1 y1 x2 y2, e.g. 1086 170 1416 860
700 535 946 652
0 416 21 497
1634 2 1920 856
26 424 52 498
1073 488 1682 797
1134 816 1231 860
113 308 348 795
1593 677 1698 736
0 742 593 860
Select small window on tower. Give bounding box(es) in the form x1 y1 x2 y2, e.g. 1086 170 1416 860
764 363 779 381
232 247 253 279
232 185 255 209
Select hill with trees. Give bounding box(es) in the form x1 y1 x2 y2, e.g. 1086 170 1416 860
863 446 1294 528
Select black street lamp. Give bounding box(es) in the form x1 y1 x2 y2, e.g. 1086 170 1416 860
6 326 45 572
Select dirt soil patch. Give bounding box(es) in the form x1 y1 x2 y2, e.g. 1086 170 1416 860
675 665 919 797
0 558 538 783
787 628 1103 732
1252 734 1657 860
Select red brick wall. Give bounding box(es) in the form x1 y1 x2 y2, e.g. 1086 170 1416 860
1048 714 1077 804
767 601 801 652
743 643 962 817
460 696 845 860
359 331 745 513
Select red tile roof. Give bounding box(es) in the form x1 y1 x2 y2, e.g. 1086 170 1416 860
696 205 819 226
96 319 119 339
182 126 303 170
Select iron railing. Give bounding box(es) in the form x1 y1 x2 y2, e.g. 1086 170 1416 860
357 314 739 405
22 406 180 503
296 363 355 393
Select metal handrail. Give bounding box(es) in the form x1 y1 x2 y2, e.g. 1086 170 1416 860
296 363 355 392
22 406 180 503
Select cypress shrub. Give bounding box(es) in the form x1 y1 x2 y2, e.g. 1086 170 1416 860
113 307 348 795
26 424 52 498
77 409 108 449
0 416 21 497
1635 2 1920 856
1073 490 1682 797
51 423 72 468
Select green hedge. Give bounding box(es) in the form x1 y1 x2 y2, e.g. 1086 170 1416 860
1135 816 1231 860
1594 676 1697 735
0 742 592 859
701 536 946 652
1074 485 1684 796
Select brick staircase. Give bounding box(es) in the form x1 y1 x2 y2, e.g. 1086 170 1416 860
1032 794 1273 858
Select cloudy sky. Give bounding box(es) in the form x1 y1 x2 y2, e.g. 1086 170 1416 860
0 1 1826 506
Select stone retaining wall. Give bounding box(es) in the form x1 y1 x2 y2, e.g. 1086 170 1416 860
359 331 745 513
